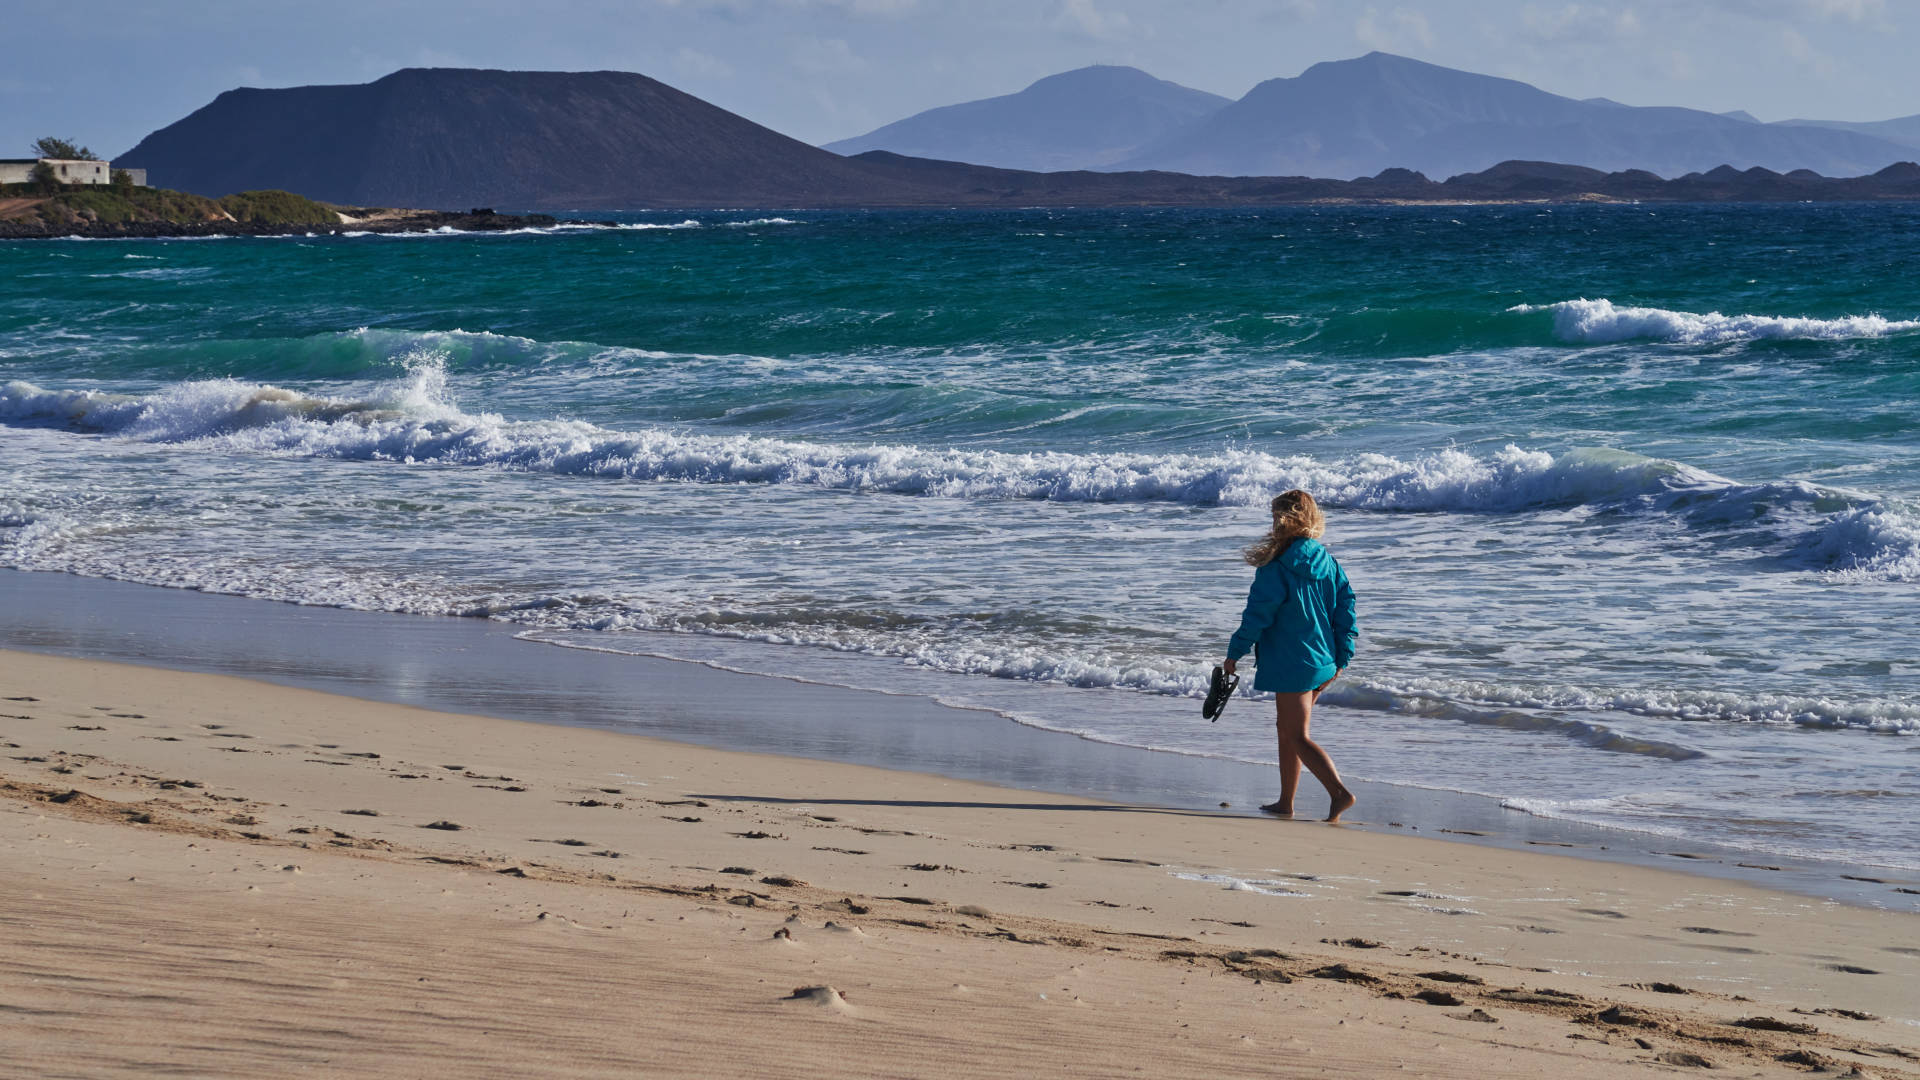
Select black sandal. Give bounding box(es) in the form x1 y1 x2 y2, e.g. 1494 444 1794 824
1202 665 1240 722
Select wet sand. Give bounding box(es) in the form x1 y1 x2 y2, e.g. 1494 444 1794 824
4 567 1909 908
2 648 1914 1077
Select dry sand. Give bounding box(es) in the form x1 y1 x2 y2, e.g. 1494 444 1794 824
2 648 1915 1078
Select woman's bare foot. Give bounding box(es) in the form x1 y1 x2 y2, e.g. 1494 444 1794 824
1259 801 1294 817
1325 789 1356 823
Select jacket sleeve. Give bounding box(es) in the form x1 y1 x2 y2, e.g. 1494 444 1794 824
1331 563 1358 669
1227 562 1286 662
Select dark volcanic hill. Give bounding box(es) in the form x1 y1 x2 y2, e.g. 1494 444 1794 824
118 68 938 209
822 65 1229 172
1119 52 1913 179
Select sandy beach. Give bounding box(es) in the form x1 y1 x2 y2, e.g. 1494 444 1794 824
2 647 1914 1078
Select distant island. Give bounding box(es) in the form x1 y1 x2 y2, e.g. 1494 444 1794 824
17 66 1913 216
829 53 1920 179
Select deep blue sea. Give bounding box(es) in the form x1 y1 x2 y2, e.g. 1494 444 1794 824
3 205 1917 869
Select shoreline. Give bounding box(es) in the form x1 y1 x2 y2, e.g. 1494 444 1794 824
4 567 1917 910
0 206 574 240
4 191 1920 242
1 645 1913 1076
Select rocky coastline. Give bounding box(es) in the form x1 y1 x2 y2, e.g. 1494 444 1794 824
0 207 566 240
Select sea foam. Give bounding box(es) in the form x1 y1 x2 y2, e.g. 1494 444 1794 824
0 378 1791 512
4 373 1914 582
1511 298 1920 344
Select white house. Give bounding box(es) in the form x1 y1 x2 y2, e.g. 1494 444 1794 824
0 158 148 187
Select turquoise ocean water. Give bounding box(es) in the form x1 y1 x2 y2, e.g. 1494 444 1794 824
3 205 1917 870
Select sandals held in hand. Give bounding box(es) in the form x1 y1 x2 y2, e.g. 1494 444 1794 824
1202 665 1240 722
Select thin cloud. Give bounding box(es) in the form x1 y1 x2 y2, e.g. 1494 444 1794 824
1355 5 1434 52
1055 0 1134 41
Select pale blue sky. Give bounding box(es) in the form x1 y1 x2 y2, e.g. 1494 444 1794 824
5 0 1915 159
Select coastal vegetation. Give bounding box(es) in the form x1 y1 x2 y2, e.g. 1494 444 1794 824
0 181 336 228
0 175 553 237
215 189 341 225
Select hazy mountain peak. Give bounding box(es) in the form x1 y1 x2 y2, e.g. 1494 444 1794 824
1022 64 1180 93
822 64 1229 172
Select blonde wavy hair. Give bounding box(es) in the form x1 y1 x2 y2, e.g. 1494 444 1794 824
1244 489 1326 566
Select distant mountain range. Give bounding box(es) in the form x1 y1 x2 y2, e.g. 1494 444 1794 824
831 52 1920 180
1777 114 1920 151
821 65 1229 172
114 67 1920 211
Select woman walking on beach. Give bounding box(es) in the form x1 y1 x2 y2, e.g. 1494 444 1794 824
1223 490 1358 822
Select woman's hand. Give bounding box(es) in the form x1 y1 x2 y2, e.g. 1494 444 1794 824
1222 658 1236 675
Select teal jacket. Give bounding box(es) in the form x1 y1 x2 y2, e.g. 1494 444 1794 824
1226 538 1357 693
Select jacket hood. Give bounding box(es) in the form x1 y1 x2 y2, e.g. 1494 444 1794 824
1276 537 1337 580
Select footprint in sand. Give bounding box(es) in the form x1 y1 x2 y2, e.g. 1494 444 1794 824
1680 926 1755 937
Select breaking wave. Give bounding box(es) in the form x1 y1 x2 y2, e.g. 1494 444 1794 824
3 367 1915 581
1511 297 1920 345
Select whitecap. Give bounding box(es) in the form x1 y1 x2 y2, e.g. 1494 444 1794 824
1510 297 1920 345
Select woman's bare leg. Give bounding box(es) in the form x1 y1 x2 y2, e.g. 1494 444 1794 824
1274 691 1355 822
1262 697 1304 816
